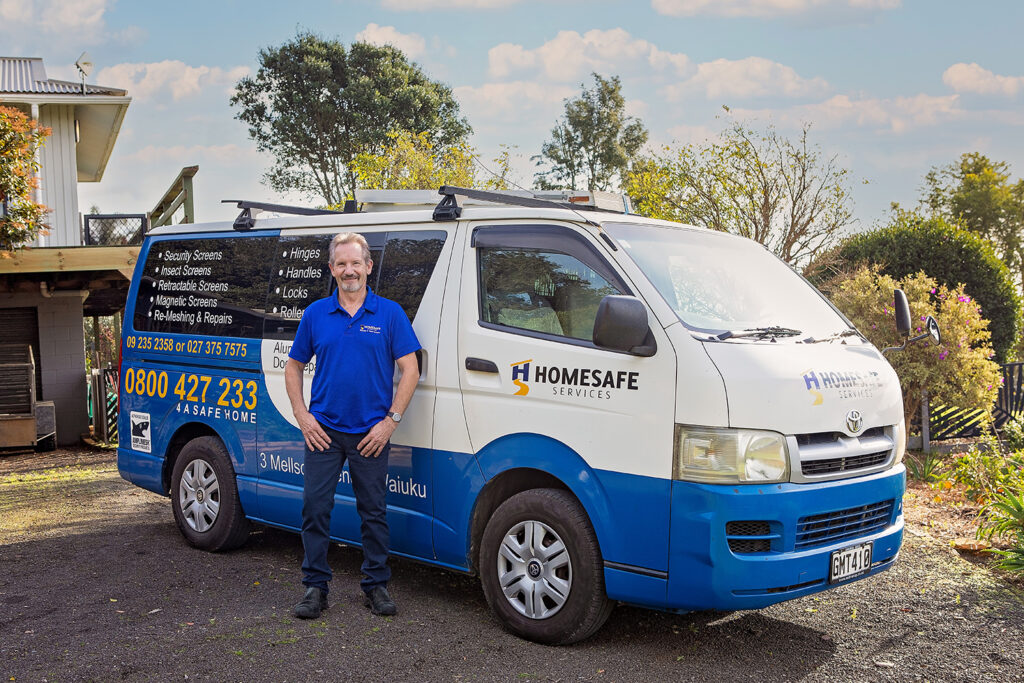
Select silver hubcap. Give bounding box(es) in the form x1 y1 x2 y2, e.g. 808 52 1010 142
179 458 220 532
497 520 572 619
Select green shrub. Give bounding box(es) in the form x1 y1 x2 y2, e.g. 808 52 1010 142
823 266 1001 428
816 211 1021 362
978 491 1024 574
949 434 1024 503
1003 416 1024 452
905 451 947 483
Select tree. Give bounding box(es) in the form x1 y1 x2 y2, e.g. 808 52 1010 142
626 119 854 268
0 106 50 251
534 73 647 191
823 266 1000 429
350 130 516 192
823 209 1021 362
923 153 1024 288
231 33 471 206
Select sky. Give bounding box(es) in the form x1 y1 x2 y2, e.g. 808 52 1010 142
4 0 1024 233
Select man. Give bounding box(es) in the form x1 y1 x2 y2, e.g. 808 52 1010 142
284 232 420 619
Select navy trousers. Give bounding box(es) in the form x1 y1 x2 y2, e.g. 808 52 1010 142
301 425 391 595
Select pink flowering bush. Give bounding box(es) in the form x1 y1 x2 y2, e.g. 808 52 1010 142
823 266 1000 428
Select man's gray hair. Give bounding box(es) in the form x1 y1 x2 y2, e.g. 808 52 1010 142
329 232 371 264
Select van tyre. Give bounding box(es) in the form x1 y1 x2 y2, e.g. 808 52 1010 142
480 488 613 645
170 436 251 551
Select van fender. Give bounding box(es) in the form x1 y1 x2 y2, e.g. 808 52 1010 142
159 411 254 488
473 433 616 558
473 432 671 573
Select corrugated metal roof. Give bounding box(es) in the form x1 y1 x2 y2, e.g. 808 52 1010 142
0 57 126 96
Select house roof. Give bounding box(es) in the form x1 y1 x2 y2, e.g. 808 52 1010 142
0 57 126 96
0 57 130 182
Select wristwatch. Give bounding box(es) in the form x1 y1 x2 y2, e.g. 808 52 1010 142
387 411 402 423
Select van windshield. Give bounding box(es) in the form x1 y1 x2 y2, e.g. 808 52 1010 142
605 222 855 341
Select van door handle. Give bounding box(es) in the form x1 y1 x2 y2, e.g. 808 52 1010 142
465 357 499 373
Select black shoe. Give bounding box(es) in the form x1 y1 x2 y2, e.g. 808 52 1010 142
293 586 328 619
364 586 396 616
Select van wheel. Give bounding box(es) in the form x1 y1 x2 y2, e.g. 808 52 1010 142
479 488 613 645
170 436 251 551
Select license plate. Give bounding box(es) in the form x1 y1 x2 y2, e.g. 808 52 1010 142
829 542 873 583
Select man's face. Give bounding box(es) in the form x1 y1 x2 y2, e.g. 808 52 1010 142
329 242 372 294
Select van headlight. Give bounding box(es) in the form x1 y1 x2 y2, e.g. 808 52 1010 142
673 425 790 484
893 418 906 465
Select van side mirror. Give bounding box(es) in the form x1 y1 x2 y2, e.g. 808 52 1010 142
894 289 911 338
882 289 942 356
593 295 656 357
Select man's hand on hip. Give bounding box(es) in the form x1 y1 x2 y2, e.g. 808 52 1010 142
358 418 397 457
296 410 331 452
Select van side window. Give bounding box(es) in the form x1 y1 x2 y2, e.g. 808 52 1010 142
133 236 277 338
262 230 445 340
265 235 337 340
375 231 447 322
478 247 623 342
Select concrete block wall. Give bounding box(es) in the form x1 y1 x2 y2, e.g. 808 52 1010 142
0 291 89 446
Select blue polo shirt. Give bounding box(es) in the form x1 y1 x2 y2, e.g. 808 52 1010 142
288 287 420 434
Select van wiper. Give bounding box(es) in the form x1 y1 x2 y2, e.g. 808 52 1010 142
714 326 802 341
802 329 862 344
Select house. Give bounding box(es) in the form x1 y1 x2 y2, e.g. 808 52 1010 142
0 56 136 446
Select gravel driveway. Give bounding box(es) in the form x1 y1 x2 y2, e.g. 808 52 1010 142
2 448 1023 682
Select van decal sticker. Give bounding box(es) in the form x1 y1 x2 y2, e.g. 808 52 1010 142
802 368 883 404
258 451 428 499
130 411 151 453
511 359 531 396
510 361 639 399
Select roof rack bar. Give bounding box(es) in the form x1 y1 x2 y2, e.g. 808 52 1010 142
437 186 569 210
435 186 601 226
221 199 343 231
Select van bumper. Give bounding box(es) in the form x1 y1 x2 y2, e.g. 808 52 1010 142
664 465 905 611
117 447 166 495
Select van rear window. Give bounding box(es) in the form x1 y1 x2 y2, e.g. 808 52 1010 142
132 236 276 339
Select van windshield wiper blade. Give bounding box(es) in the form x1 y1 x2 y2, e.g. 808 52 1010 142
714 326 803 341
802 329 862 344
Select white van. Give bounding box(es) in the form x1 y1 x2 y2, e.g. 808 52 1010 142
118 187 919 644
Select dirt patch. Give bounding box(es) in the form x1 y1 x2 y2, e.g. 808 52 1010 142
2 448 1024 682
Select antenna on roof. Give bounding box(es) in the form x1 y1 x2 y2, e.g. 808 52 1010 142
75 52 93 95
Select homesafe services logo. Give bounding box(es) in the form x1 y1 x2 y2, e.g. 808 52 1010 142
510 359 639 401
511 359 532 396
801 368 883 405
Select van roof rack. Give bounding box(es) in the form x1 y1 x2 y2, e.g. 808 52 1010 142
431 186 632 223
222 199 349 231
352 187 631 222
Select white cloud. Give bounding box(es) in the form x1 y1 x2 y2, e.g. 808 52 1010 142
662 57 829 100
651 0 900 18
381 0 519 9
0 0 33 23
732 93 964 133
454 81 574 123
355 23 427 58
943 63 1024 97
96 61 250 102
0 0 130 43
488 29 692 82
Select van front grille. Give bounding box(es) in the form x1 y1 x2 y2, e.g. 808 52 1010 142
794 427 893 481
726 520 774 553
795 500 894 550
801 450 889 475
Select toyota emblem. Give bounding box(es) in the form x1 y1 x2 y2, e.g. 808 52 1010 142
846 410 863 433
